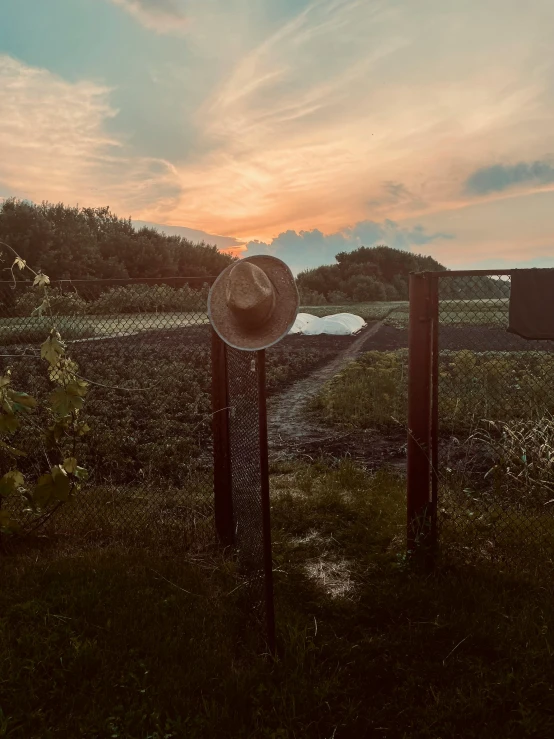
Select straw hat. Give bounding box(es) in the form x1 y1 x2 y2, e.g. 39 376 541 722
208 255 299 351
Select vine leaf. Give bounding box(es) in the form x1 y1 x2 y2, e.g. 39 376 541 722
0 470 24 497
33 465 70 507
48 358 79 384
49 387 84 416
0 414 20 435
33 272 50 287
63 457 88 480
76 422 91 437
10 392 37 411
14 257 26 271
41 331 65 367
63 457 77 474
75 466 88 481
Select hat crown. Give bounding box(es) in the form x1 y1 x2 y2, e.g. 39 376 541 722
226 261 275 328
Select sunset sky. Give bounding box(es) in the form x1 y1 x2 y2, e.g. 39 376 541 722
2 0 554 273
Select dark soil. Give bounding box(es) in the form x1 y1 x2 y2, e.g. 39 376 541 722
357 322 554 353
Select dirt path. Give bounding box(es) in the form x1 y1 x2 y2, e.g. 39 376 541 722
268 321 389 457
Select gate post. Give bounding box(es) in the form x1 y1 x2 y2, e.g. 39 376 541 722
407 272 434 559
211 328 234 546
257 349 276 655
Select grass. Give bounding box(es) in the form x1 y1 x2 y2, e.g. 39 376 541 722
313 349 554 432
2 461 554 737
301 298 510 330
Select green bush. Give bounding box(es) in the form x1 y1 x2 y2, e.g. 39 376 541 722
14 287 87 317
299 288 327 306
88 283 210 314
350 275 387 302
327 290 350 304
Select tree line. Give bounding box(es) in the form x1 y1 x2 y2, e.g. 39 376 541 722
297 245 446 303
0 199 234 282
3 199 497 309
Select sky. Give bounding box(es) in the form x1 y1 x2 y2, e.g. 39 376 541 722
1 0 554 274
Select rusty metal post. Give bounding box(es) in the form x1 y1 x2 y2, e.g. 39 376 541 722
211 328 234 546
257 349 276 655
407 273 433 558
430 275 440 555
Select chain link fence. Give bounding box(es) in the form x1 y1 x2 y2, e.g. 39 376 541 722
225 347 275 651
0 277 215 545
434 272 554 566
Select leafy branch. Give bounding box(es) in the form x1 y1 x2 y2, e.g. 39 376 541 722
0 245 89 535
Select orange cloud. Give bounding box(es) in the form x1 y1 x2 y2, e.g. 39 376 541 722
0 55 181 214
3 0 554 271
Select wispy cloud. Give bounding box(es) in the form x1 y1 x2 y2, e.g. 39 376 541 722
137 0 554 243
465 159 554 195
0 55 180 213
110 0 188 35
3 0 554 269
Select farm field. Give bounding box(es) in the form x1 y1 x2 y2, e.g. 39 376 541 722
0 311 210 344
3 298 553 538
0 323 365 536
302 297 511 329
0 297 514 346
313 349 554 432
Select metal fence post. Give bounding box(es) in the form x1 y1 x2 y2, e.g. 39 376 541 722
407 272 433 559
257 349 276 654
211 328 234 546
430 275 439 555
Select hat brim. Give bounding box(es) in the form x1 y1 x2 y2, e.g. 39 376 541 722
208 255 299 351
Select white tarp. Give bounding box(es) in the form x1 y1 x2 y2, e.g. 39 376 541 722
289 312 367 336
288 312 319 334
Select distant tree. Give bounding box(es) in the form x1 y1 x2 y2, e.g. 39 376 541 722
350 276 387 302
298 288 327 306
327 290 350 305
297 245 445 302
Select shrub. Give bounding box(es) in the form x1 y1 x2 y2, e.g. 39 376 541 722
14 287 87 317
88 283 210 314
384 283 399 301
350 276 387 302
298 288 327 306
327 290 350 305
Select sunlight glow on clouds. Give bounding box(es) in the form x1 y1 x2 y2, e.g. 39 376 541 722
0 54 180 213
2 0 554 269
